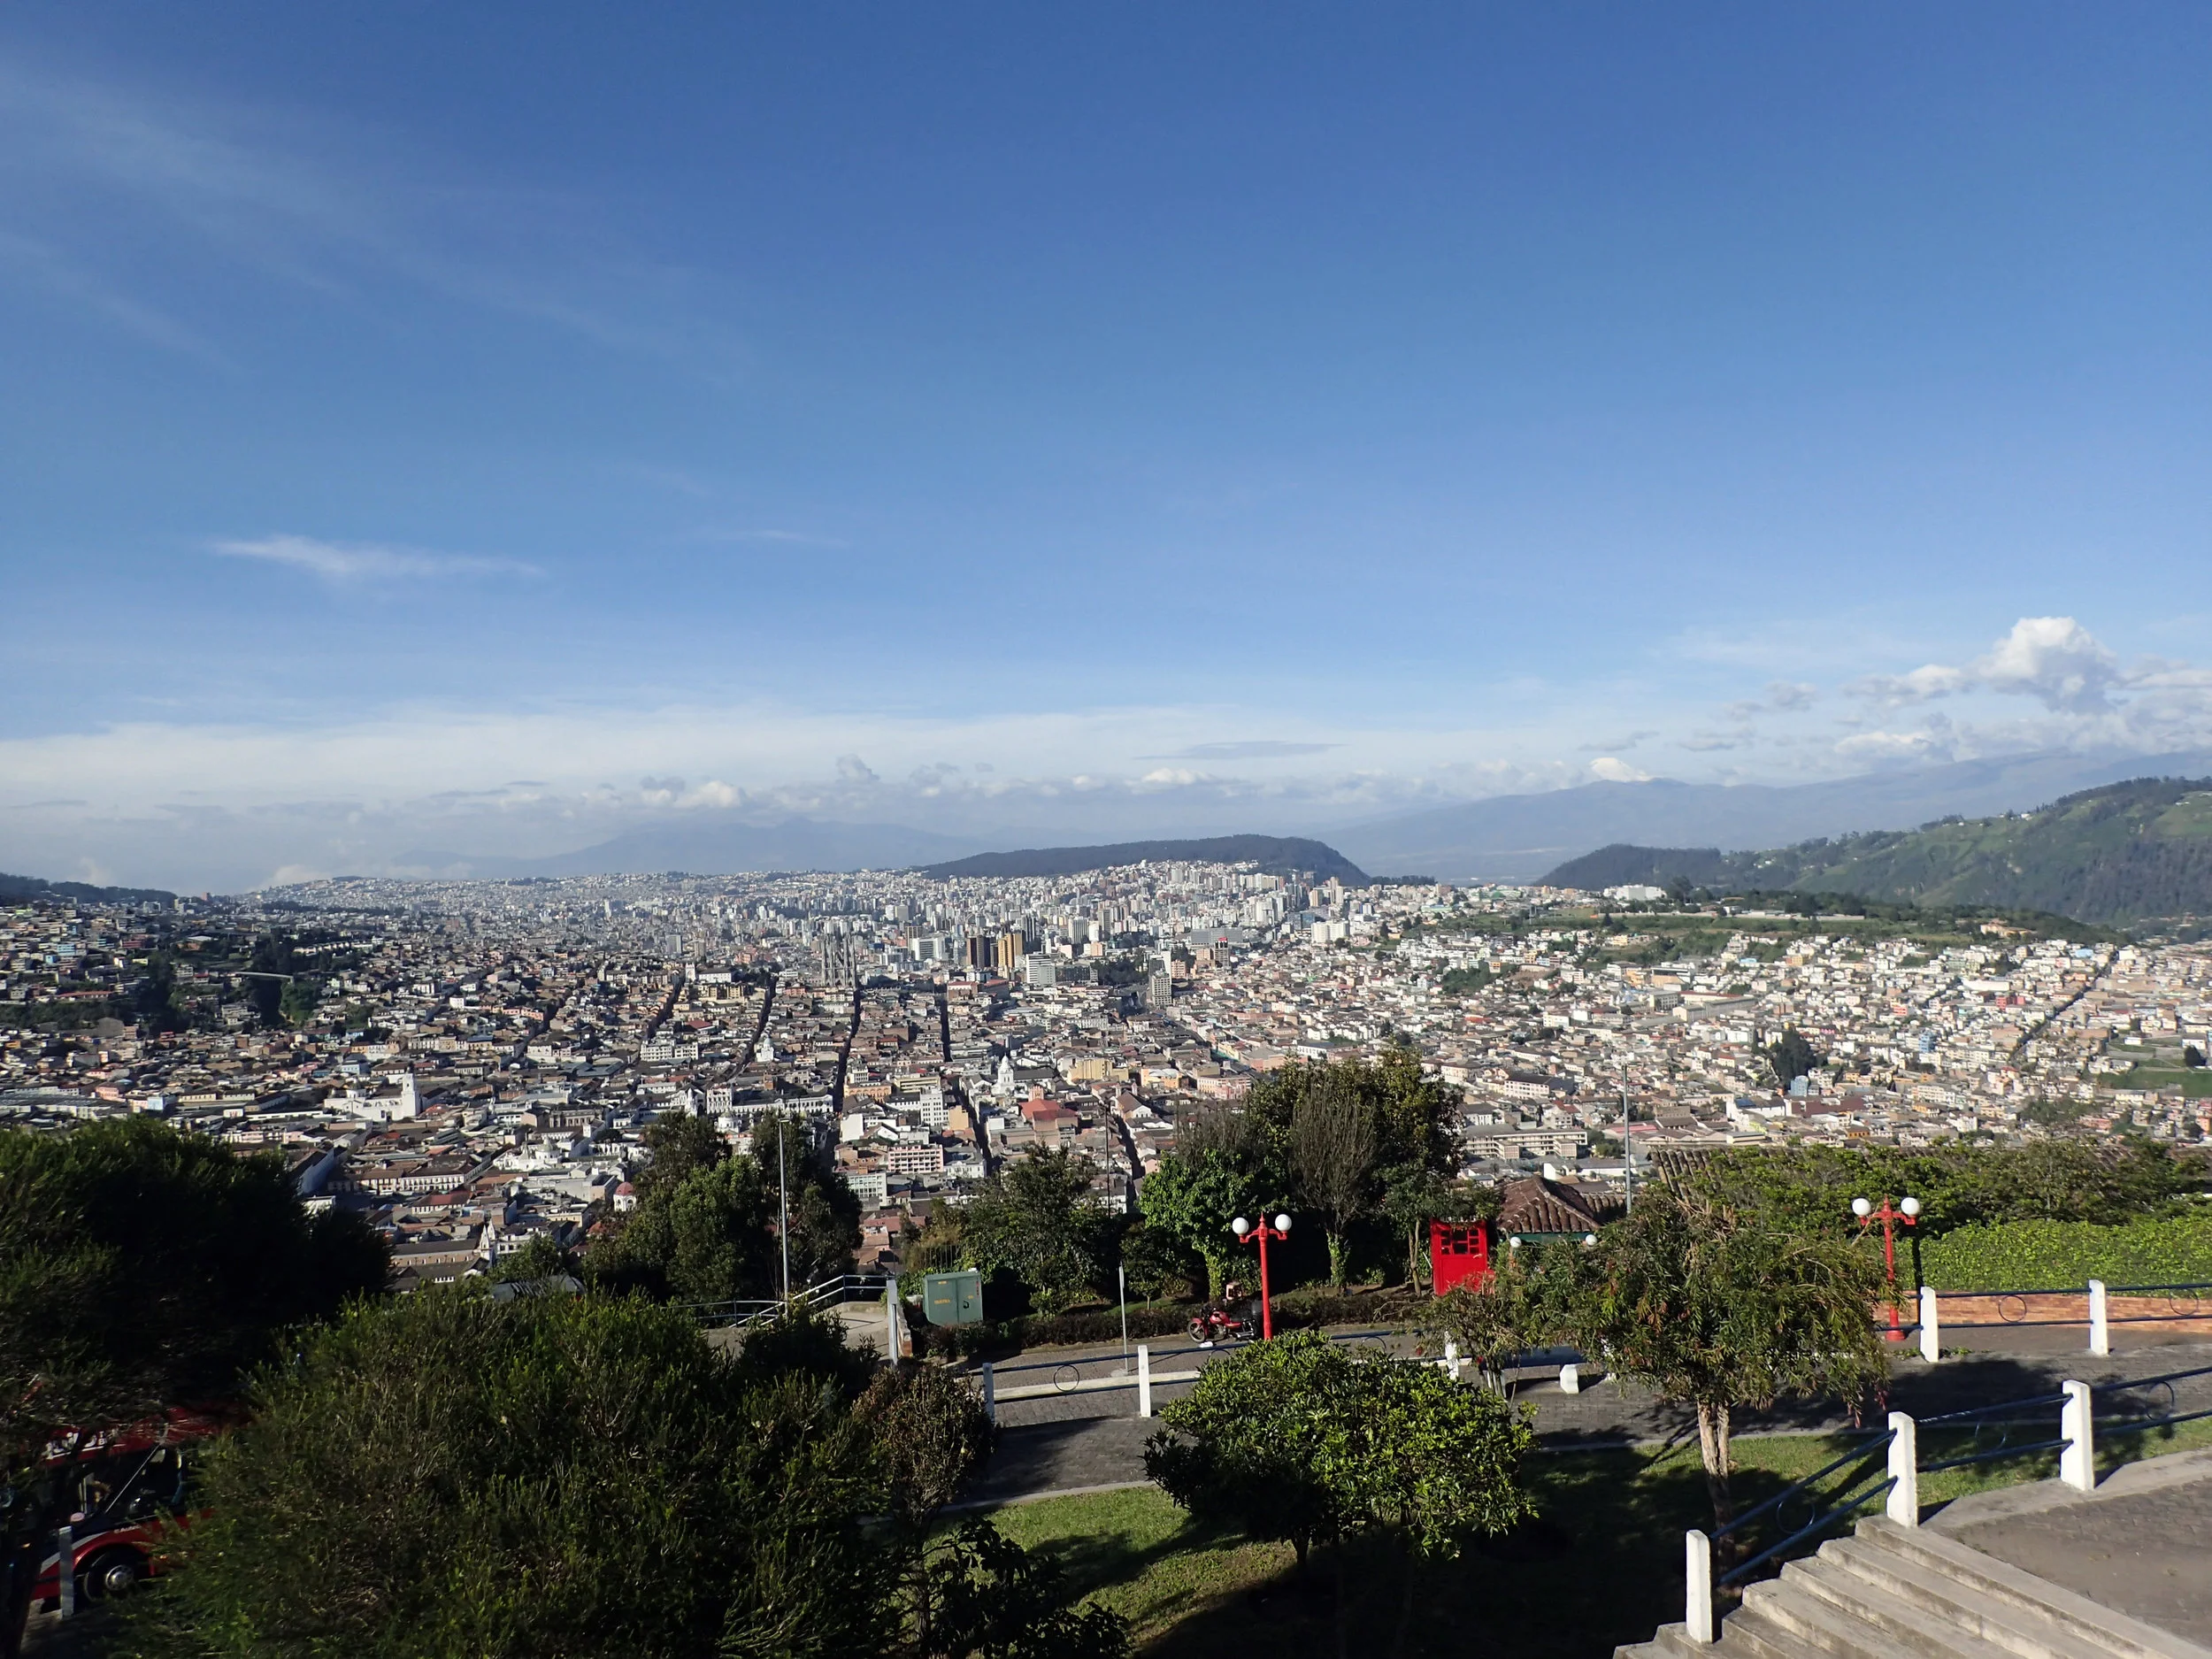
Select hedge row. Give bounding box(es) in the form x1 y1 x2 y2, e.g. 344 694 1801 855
1919 1209 2212 1292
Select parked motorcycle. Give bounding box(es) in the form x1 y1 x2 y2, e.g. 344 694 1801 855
1187 1307 1258 1347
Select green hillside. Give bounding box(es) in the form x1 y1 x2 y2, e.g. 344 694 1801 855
1543 776 2212 928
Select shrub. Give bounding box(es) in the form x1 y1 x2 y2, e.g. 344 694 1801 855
1921 1210 2212 1291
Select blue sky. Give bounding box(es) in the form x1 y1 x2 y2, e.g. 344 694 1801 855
4 4 2211 888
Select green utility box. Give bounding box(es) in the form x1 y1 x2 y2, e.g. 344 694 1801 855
921 1269 984 1326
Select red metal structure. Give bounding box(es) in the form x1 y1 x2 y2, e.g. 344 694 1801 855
1854 1194 1921 1342
1229 1213 1291 1339
1428 1219 1492 1296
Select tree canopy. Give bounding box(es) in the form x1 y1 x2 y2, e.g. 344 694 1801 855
1447 1184 1885 1528
957 1148 1120 1314
1146 1330 1533 1655
588 1115 859 1305
0 1118 387 1486
1142 1048 1458 1294
113 1292 1121 1659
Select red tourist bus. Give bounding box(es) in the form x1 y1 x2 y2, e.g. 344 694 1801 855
29 1411 226 1609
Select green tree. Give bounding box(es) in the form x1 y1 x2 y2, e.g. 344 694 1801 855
112 1289 894 1659
1545 1186 1886 1529
1292 1071 1378 1287
1763 1025 1824 1087
1146 1331 1532 1658
1139 1144 1275 1300
753 1115 863 1288
277 976 319 1030
484 1233 574 1285
1 1119 386 1485
634 1109 731 1201
244 935 298 1028
130 952 188 1035
1116 1221 1201 1302
589 1156 777 1304
1684 1141 2194 1237
592 1121 859 1305
959 1148 1118 1314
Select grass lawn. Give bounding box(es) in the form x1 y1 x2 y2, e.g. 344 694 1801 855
991 1417 2212 1659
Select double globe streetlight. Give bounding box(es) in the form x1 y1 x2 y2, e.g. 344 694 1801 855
1853 1194 1921 1342
1229 1212 1292 1340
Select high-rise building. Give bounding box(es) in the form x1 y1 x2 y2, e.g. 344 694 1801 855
994 930 1028 975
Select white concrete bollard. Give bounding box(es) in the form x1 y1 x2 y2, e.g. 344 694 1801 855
981 1362 996 1425
2061 1379 2095 1492
2088 1279 2109 1357
1919 1285 1940 1364
1685 1528 1714 1643
1560 1363 1581 1394
1886 1411 1919 1526
1137 1343 1152 1418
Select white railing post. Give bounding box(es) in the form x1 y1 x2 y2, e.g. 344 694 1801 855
1919 1285 1940 1363
1137 1342 1153 1418
1443 1336 1458 1377
2061 1379 2094 1492
981 1361 996 1425
1886 1411 1919 1526
1685 1528 1714 1643
2088 1279 2108 1356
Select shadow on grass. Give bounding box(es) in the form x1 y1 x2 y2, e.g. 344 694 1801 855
1119 1450 1823 1659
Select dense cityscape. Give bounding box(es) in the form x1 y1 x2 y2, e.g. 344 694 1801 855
7 858 2205 1293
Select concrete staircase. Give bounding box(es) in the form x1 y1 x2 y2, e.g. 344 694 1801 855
1618 1517 2212 1659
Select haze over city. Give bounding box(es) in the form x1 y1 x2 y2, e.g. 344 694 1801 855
4 6 2211 890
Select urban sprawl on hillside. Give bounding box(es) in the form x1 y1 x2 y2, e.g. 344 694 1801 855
5 861 2208 1285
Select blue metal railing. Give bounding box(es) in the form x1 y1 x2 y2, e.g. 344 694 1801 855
1711 1431 1895 1590
2092 1361 2212 1439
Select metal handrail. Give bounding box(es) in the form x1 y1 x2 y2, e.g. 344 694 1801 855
1709 1432 1893 1547
2090 1361 2212 1396
1918 1390 2068 1425
1919 1436 2069 1474
1717 1477 1897 1589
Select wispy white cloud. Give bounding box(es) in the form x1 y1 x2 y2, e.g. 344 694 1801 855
1143 741 1338 761
0 229 237 367
0 56 746 371
209 534 541 583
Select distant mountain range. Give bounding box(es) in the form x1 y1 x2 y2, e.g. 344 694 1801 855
1329 750 2212 883
1541 777 2212 927
0 871 175 906
920 835 1368 885
395 816 983 880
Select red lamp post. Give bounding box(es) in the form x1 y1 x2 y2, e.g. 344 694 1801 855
1854 1194 1921 1341
1230 1212 1292 1340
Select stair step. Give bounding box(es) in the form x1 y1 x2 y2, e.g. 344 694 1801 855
1784 1552 2066 1659
1744 1572 1962 1659
1727 1595 1880 1659
1853 1520 2212 1659
1818 1533 2116 1659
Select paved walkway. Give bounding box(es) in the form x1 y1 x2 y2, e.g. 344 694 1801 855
964 1338 2212 1506
1932 1448 2212 1648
